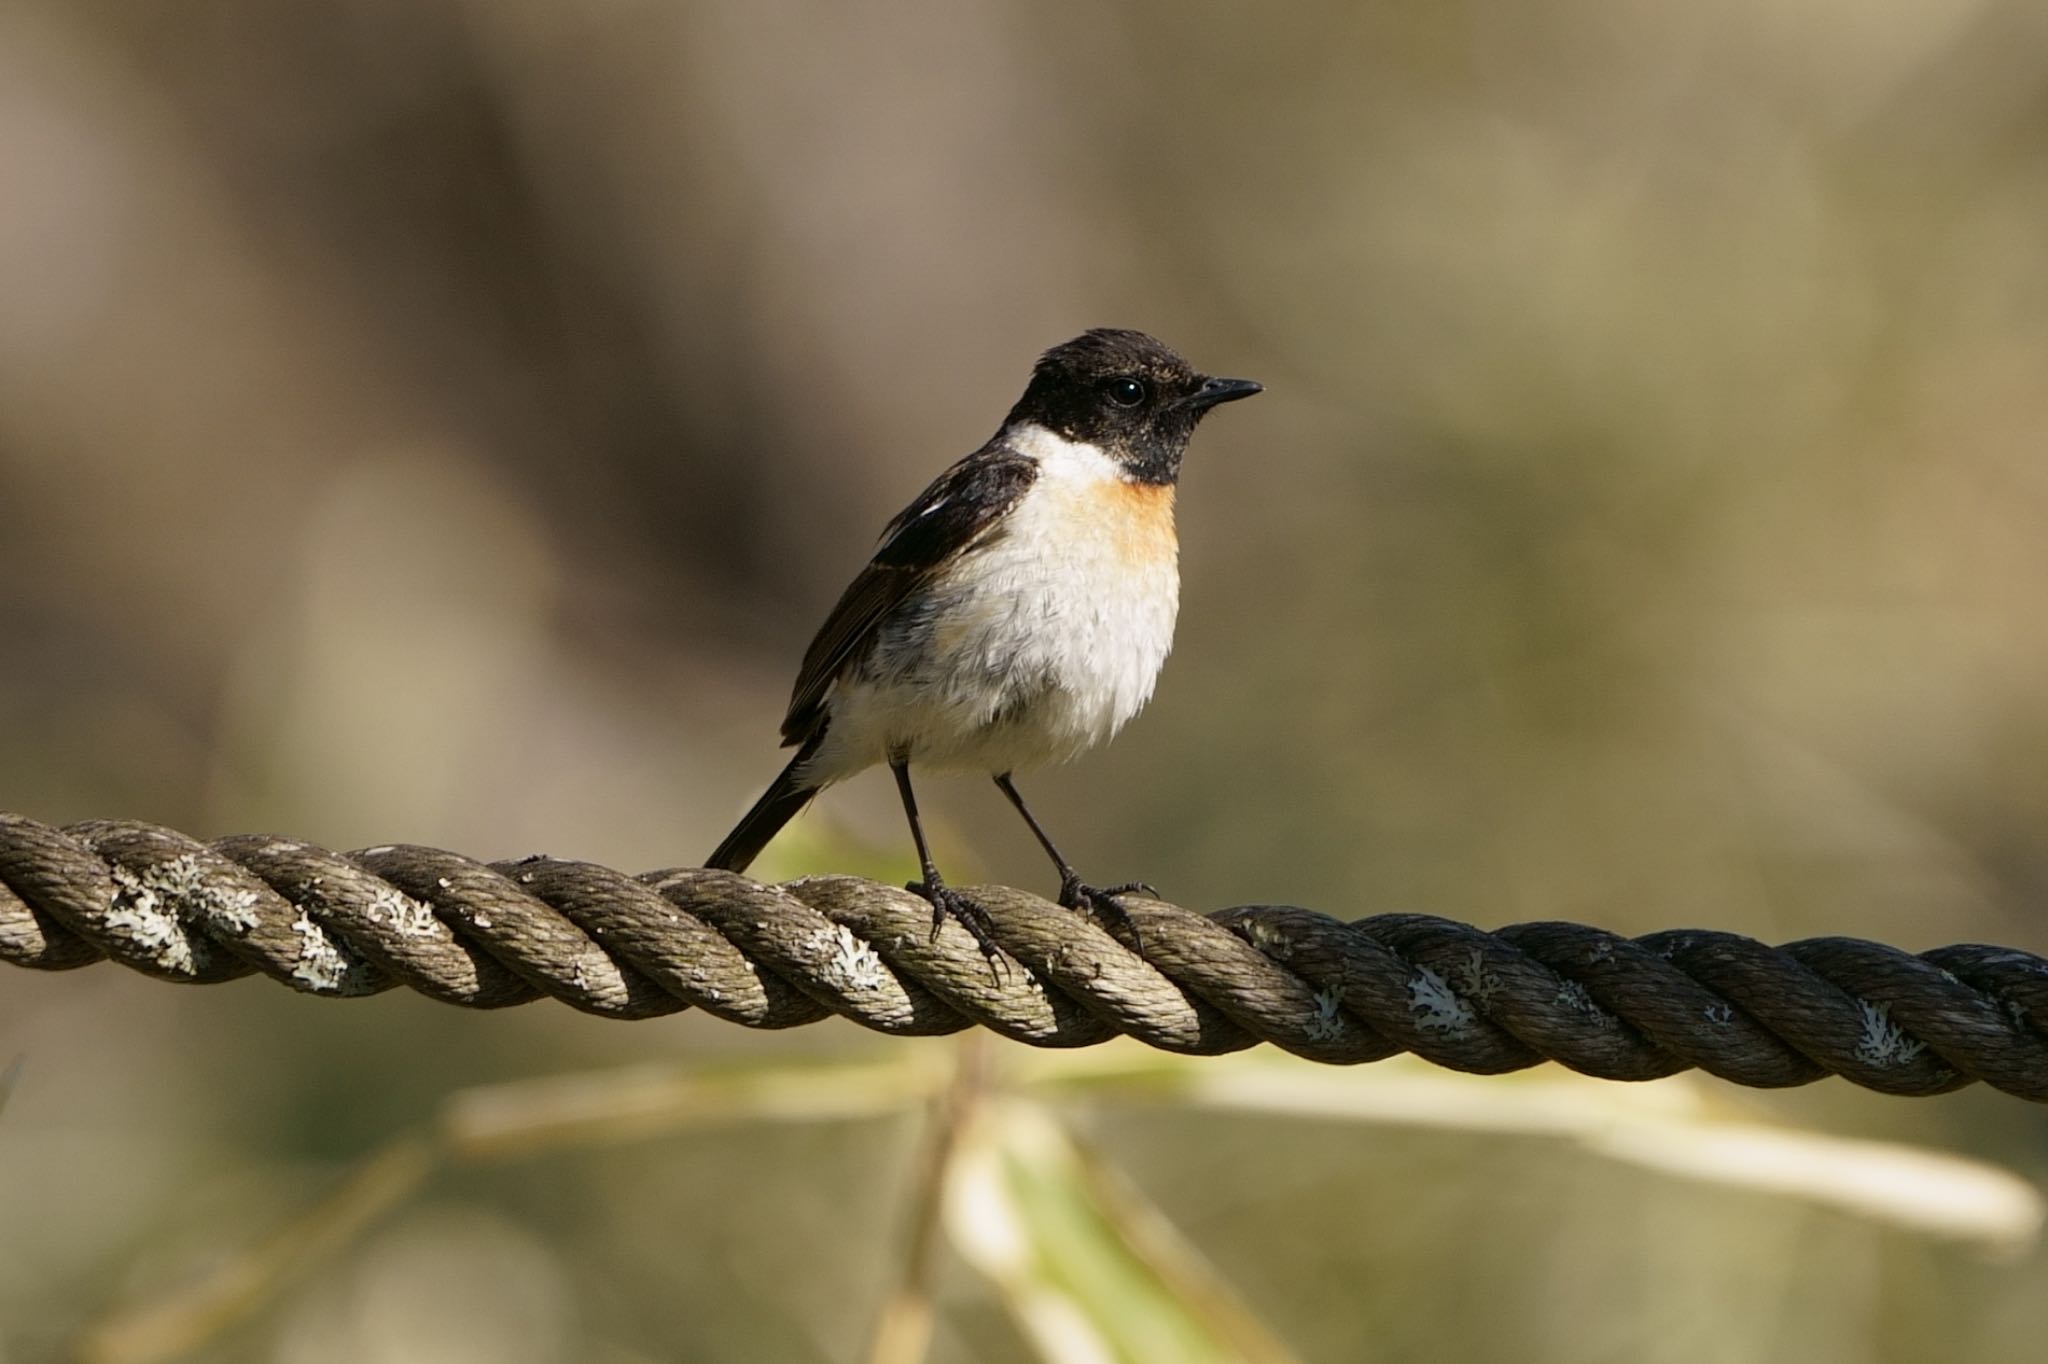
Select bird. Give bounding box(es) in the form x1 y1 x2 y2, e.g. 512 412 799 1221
705 328 1261 957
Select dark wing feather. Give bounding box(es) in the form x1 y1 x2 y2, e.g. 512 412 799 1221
779 444 1038 745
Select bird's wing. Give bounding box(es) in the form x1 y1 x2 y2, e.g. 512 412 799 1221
779 444 1038 745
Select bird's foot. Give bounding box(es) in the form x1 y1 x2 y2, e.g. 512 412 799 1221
907 878 1007 979
1058 875 1157 952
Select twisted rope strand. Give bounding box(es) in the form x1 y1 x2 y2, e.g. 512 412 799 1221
4 813 2045 1099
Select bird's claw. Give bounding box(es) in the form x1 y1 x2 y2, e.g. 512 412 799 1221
1057 875 1152 953
906 879 1008 980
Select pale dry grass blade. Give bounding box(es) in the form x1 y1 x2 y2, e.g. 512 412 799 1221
945 1097 1300 1364
866 1037 988 1364
1017 1047 2045 1252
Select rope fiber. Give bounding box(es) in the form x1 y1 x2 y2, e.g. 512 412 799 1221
4 813 2045 1099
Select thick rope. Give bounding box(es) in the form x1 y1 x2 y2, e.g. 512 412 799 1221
3 812 2045 1099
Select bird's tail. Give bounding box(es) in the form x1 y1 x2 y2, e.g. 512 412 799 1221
704 738 823 873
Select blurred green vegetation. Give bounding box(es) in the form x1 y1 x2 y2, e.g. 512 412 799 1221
3 0 2047 1360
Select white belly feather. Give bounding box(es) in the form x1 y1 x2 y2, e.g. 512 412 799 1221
803 425 1179 782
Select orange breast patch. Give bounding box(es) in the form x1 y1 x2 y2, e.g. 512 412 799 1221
1105 482 1177 569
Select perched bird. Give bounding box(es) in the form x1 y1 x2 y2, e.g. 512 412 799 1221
706 329 1261 954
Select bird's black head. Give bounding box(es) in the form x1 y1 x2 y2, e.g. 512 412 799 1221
1003 328 1261 485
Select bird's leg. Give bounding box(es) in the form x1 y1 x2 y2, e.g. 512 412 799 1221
892 760 1004 971
992 773 1154 946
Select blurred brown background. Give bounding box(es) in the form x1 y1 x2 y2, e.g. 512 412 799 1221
3 0 2046 1360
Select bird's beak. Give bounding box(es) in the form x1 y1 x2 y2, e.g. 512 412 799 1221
1186 376 1264 410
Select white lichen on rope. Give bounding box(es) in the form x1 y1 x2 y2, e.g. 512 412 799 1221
1452 948 1500 1006
288 908 356 992
811 924 887 991
1552 979 1615 1028
362 884 439 937
144 855 258 929
106 864 195 973
1305 984 1345 1042
1854 1000 1927 1068
1408 965 1476 1035
106 855 259 973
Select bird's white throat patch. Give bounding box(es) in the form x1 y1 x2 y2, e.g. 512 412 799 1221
1003 420 1127 484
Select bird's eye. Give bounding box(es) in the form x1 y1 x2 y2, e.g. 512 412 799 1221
1105 377 1146 407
